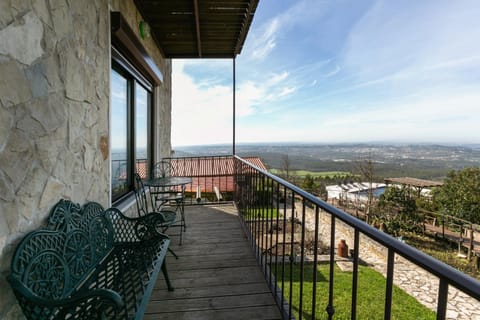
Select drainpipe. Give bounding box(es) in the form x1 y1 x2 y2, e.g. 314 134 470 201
233 57 236 155
232 58 237 202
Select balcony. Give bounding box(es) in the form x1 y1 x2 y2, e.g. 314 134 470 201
2 2 479 318
145 204 282 319
146 155 480 320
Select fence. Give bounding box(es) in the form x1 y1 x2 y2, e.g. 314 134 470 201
234 155 480 320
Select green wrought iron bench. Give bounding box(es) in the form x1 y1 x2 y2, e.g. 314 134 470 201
7 199 174 319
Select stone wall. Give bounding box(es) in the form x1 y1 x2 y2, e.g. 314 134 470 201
0 0 171 318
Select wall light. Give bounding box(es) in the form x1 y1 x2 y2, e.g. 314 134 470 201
139 21 151 39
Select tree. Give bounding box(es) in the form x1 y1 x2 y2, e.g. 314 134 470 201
300 174 328 200
317 181 328 200
374 185 419 235
433 167 480 223
353 155 376 223
302 174 317 194
281 153 291 180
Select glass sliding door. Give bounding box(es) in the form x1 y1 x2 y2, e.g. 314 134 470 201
111 69 129 200
135 83 151 180
110 58 153 203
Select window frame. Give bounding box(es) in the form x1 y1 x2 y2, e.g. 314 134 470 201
111 48 154 204
110 11 164 206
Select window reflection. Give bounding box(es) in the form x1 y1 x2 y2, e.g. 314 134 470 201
111 69 128 199
135 83 150 180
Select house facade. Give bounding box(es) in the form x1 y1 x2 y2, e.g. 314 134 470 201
0 1 171 317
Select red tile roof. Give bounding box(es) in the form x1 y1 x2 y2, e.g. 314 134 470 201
134 156 266 193
170 156 266 177
170 156 266 193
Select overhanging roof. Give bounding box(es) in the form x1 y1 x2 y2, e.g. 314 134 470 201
134 0 259 58
384 177 443 188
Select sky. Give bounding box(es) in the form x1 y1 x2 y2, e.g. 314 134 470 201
171 0 480 147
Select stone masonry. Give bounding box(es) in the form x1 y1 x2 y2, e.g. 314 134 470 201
0 1 172 318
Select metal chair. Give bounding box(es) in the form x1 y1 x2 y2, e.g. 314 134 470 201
134 173 183 248
151 160 186 231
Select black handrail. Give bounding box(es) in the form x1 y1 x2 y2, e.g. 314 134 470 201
234 155 480 320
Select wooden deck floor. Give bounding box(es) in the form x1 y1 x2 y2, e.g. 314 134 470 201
145 204 283 320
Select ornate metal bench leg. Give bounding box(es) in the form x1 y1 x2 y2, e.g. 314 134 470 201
161 261 174 291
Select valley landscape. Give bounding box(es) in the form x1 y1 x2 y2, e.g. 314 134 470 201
174 143 480 180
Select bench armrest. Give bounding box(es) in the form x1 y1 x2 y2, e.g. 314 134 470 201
8 275 124 318
105 207 170 242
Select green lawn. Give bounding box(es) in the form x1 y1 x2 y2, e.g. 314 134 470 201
269 169 352 178
274 263 435 320
243 208 280 220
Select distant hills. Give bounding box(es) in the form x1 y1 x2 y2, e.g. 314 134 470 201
174 143 480 180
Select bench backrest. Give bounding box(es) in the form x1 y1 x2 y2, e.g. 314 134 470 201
9 199 114 300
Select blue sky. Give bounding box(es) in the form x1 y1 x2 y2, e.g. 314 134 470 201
172 0 480 147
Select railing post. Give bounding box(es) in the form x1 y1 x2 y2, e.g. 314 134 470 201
289 190 295 319
312 205 320 318
326 214 336 319
351 229 360 320
298 199 306 320
281 185 287 315
469 224 474 261
436 280 448 320
384 249 395 320
233 156 237 203
274 181 280 299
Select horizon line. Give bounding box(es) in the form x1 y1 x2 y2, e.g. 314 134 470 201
173 141 480 148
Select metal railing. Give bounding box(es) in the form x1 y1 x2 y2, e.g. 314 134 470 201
233 155 480 320
163 155 235 204
112 156 235 204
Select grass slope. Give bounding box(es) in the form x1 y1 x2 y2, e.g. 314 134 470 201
275 264 435 319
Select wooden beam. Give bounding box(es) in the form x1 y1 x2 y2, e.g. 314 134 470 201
234 0 258 55
193 0 202 57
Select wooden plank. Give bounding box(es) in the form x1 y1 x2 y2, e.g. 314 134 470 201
168 246 252 257
182 221 243 229
169 264 263 278
147 205 282 318
147 293 278 313
166 256 257 271
156 274 266 291
184 230 245 237
171 238 249 248
151 282 272 300
170 230 247 239
144 305 282 320
177 229 246 239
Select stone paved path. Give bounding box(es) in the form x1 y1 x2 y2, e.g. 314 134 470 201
297 206 480 320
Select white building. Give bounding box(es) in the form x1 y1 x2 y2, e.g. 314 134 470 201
327 182 386 202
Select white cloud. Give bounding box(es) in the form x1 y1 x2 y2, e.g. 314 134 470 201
342 1 480 80
236 81 263 116
172 1 480 146
172 62 233 146
172 62 295 146
423 55 480 73
267 71 288 86
236 71 297 115
249 18 279 60
278 86 296 97
272 91 480 144
323 65 341 78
